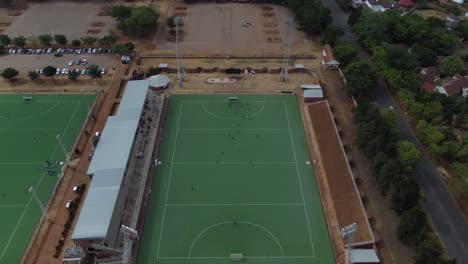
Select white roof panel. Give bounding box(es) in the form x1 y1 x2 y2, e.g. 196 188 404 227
304 88 324 98
72 80 148 241
351 249 380 263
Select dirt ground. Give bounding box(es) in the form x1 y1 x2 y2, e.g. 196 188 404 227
318 69 414 264
1 2 116 40
150 2 315 54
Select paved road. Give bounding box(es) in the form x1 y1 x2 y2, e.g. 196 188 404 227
318 0 468 262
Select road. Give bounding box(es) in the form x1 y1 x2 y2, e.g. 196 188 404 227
318 0 468 262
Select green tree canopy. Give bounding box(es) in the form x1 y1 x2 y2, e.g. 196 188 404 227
71 39 81 47
87 64 101 79
413 46 437 67
458 20 468 39
110 5 132 21
391 175 420 214
323 25 344 46
12 36 26 47
43 65 57 78
397 206 428 246
397 141 421 172
112 42 134 55
68 71 79 81
1 67 19 81
28 71 39 80
439 55 464 77
0 44 5 55
333 43 357 66
166 16 176 29
54 34 67 45
0 34 11 46
80 36 98 45
344 61 377 98
122 6 159 36
99 34 118 47
38 34 53 46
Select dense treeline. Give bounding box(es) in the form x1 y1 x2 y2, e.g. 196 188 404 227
287 0 332 34
349 8 464 264
350 8 468 211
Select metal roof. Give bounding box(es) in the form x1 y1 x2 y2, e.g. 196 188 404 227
303 88 324 98
351 249 380 263
301 84 322 89
148 74 169 88
72 80 149 240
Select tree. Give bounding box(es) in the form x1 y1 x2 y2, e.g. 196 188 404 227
333 43 357 66
12 36 26 47
0 34 11 46
87 64 101 79
439 55 464 77
397 206 428 246
81 36 98 45
71 39 81 47
146 66 160 76
415 120 445 154
68 71 79 81
28 71 39 80
391 175 420 214
397 141 421 172
0 44 5 55
1 67 19 81
166 16 176 29
54 34 67 45
112 42 134 55
344 61 377 98
413 46 437 67
413 235 445 264
110 5 132 21
38 34 53 46
323 25 344 46
43 65 57 79
458 20 468 39
98 34 118 47
122 6 159 36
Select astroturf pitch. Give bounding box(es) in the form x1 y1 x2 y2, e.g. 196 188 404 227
0 94 95 264
138 94 334 264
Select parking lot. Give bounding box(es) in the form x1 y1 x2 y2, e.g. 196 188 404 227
0 51 117 74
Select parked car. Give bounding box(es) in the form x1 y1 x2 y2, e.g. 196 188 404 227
81 59 87 65
68 60 74 66
57 48 63 53
36 49 42 54
54 52 63 57
81 69 88 75
100 68 106 75
47 48 53 54
92 48 97 54
72 185 81 193
76 60 82 65
56 68 61 75
65 200 73 210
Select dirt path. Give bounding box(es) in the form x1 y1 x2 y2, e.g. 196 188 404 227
318 69 414 264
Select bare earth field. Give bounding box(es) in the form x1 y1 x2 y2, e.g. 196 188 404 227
153 3 312 53
2 2 116 39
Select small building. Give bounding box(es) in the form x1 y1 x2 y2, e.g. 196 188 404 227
158 63 169 72
322 45 340 70
399 0 414 7
148 74 170 90
451 0 464 4
301 84 324 102
295 64 305 72
351 249 380 264
435 74 468 96
365 0 399 12
445 14 460 29
420 66 440 84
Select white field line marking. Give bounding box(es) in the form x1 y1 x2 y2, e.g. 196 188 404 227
0 101 80 103
158 256 315 259
0 102 80 262
188 221 284 257
201 102 265 120
0 128 63 131
0 102 60 120
177 128 288 131
156 102 184 258
166 203 304 206
173 161 295 165
0 205 28 207
283 103 316 257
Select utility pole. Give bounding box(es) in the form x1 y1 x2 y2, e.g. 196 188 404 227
174 17 185 83
29 186 52 223
280 17 293 82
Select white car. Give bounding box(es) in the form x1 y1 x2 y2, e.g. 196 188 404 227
47 48 53 54
61 68 67 75
100 68 106 75
81 69 87 75
68 60 74 66
81 59 88 65
56 68 61 75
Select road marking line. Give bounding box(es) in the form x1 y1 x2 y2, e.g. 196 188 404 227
0 205 28 207
0 128 63 131
166 203 304 206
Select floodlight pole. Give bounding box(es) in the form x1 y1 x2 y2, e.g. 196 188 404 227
340 223 357 264
174 17 185 82
280 17 293 82
29 186 52 223
121 225 139 264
